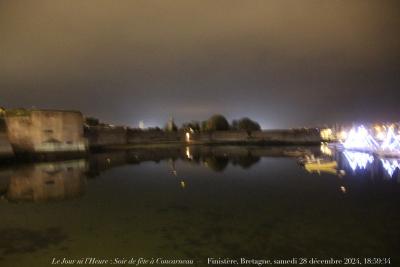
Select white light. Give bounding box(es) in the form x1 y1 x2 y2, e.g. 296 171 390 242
342 125 400 154
343 125 379 150
376 131 385 141
343 151 374 172
185 132 191 142
381 127 400 151
340 186 347 194
381 158 400 177
339 131 348 141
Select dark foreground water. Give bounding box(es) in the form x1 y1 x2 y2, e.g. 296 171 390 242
0 146 399 266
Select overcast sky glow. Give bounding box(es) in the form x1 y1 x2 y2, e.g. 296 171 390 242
1 0 399 128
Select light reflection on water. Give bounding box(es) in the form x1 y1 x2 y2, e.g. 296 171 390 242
381 158 400 177
1 145 399 201
0 145 399 266
317 145 400 181
343 150 400 179
342 151 374 172
3 160 87 202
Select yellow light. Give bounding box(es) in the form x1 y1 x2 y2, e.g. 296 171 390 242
320 128 333 140
339 131 347 141
185 132 190 142
320 143 332 156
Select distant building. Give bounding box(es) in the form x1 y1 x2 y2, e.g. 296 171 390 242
166 117 177 132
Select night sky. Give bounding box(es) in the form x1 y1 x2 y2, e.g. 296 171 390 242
1 1 399 128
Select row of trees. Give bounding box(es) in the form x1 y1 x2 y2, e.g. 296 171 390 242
84 114 261 133
175 114 261 132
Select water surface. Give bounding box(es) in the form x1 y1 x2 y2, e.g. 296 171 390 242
0 146 399 266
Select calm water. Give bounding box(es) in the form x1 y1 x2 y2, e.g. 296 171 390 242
0 146 399 266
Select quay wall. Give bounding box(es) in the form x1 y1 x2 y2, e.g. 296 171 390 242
118 128 321 147
85 126 127 147
251 129 321 144
192 131 249 142
5 110 87 154
127 129 181 144
4 121 322 154
0 117 14 158
3 109 322 154
125 130 250 144
0 132 14 159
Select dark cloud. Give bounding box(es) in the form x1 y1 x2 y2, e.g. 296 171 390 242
1 0 399 128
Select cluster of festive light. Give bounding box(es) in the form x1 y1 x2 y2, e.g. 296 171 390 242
381 159 400 177
342 125 400 155
342 126 379 150
342 151 400 178
343 151 374 172
380 127 400 151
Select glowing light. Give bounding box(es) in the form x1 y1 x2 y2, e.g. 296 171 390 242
342 125 379 151
340 186 347 194
320 143 332 156
376 131 385 141
139 120 145 129
380 127 400 151
185 132 191 142
339 131 348 141
342 125 400 156
185 146 193 160
320 128 333 140
381 158 400 177
343 151 374 172
180 180 186 188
